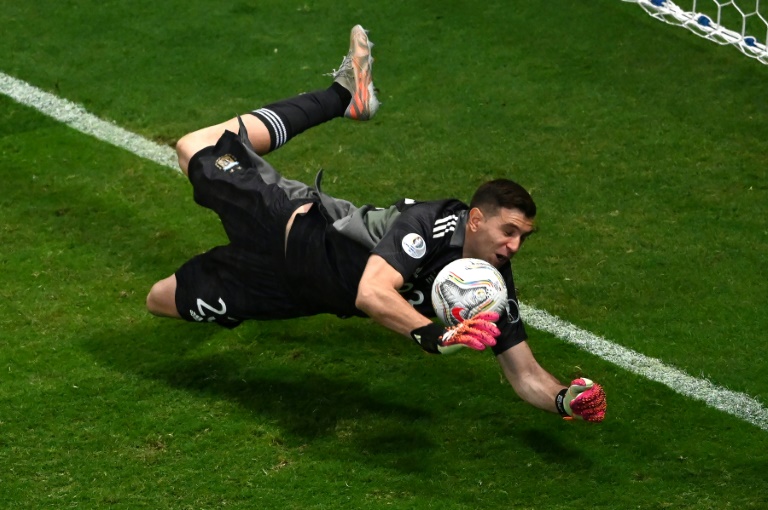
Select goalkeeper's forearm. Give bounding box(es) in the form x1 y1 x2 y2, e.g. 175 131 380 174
355 279 433 338
356 256 435 338
496 344 569 412
510 373 568 414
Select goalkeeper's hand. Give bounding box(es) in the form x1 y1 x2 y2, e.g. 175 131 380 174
410 311 501 354
556 378 607 422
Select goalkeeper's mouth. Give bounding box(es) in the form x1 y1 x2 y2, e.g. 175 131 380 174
495 253 510 265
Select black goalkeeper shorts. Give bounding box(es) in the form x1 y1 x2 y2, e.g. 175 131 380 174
174 245 311 327
173 133 316 327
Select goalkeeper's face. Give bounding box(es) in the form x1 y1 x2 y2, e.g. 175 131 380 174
464 207 534 268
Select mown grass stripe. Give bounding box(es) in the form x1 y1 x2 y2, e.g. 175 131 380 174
0 71 178 171
522 305 768 431
2 69 766 432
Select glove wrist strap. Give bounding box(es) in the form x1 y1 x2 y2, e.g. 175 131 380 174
555 388 571 418
410 323 445 354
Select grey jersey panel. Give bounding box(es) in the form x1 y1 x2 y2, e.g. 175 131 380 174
330 203 403 250
236 116 400 250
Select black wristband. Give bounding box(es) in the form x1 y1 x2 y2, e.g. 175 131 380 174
410 323 445 354
555 388 570 417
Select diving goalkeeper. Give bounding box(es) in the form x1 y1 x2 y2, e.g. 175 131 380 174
145 25 607 422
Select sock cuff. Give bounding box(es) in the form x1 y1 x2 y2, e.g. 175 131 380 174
250 108 288 151
249 89 345 153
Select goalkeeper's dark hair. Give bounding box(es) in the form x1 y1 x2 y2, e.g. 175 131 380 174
470 179 536 219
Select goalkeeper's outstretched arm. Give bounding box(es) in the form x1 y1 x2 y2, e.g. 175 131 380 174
356 255 501 354
496 342 607 422
497 342 565 411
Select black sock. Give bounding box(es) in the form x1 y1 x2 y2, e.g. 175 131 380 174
330 82 352 109
249 84 351 151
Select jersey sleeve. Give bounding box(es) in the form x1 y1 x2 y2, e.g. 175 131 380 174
491 264 528 355
370 206 434 282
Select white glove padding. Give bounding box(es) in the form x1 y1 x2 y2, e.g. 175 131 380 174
556 378 607 422
410 311 501 354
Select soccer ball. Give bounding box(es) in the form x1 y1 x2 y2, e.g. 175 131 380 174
431 258 508 326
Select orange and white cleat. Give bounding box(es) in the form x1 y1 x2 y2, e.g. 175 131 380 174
328 25 380 121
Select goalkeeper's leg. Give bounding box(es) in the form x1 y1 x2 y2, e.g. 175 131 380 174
175 24 378 175
146 275 180 319
175 85 349 174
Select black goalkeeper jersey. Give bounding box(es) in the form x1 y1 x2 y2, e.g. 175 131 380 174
284 196 528 355
180 122 526 353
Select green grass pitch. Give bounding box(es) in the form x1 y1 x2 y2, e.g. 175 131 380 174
1 1 767 508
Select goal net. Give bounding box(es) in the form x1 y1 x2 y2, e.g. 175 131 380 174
623 0 768 64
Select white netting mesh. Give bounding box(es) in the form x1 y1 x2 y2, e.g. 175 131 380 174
623 0 768 64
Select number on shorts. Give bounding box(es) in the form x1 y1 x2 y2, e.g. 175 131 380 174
196 297 227 318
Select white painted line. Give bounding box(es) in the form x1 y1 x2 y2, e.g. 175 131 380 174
522 305 768 431
0 71 179 171
2 70 766 431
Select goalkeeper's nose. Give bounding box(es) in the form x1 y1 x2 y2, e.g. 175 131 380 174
506 235 522 255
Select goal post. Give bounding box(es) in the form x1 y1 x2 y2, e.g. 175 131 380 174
622 0 768 64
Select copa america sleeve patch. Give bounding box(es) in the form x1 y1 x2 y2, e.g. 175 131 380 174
401 233 427 259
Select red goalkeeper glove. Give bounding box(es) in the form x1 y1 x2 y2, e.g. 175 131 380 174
555 378 607 422
410 311 501 354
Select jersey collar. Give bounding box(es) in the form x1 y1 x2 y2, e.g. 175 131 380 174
449 209 468 248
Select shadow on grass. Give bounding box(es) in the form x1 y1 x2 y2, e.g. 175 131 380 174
81 319 436 471
515 428 592 468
